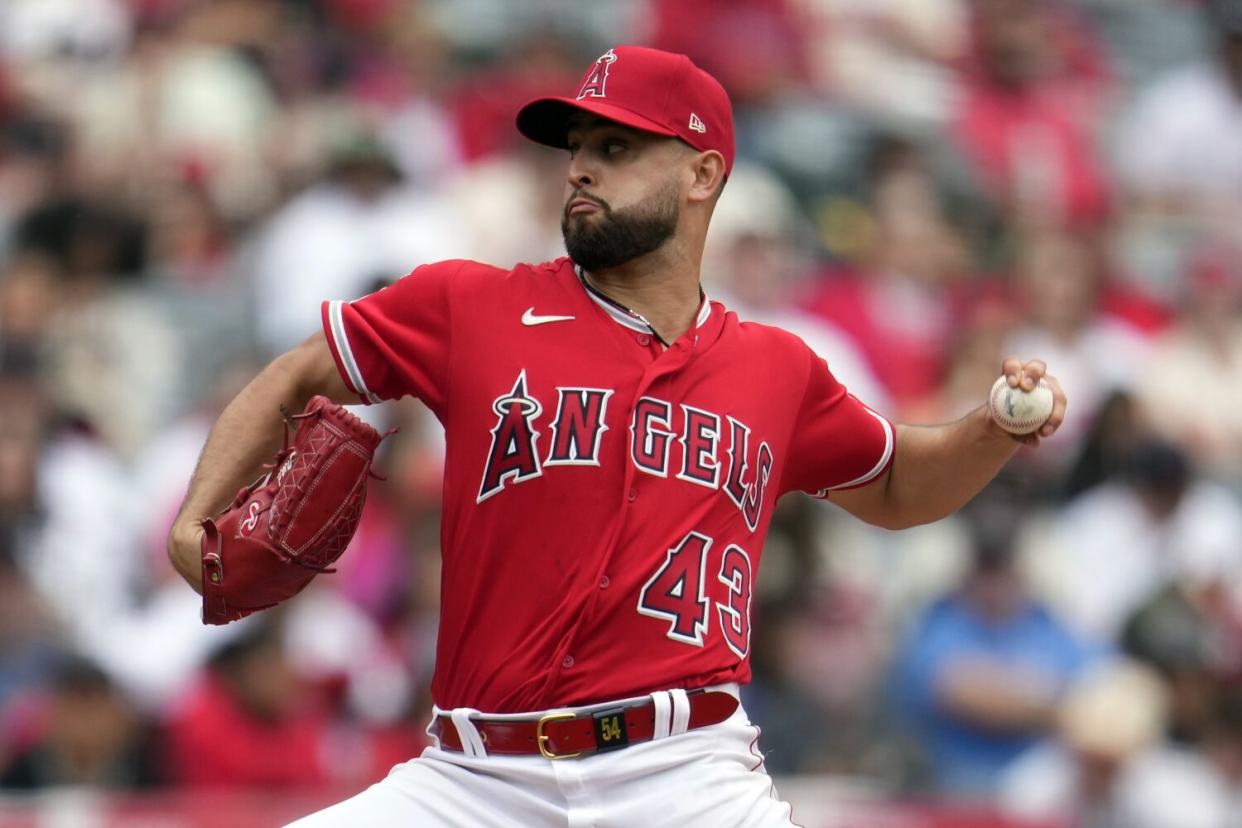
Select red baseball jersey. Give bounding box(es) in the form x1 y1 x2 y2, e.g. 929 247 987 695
322 257 893 713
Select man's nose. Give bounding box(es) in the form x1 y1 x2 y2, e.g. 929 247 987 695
566 155 596 190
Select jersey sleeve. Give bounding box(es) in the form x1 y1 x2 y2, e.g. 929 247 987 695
779 344 895 498
321 259 467 415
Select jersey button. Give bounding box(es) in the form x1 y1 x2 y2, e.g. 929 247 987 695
627 488 637 502
599 575 610 589
636 333 651 346
562 655 575 669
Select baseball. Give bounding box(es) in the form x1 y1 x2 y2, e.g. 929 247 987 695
989 375 1054 435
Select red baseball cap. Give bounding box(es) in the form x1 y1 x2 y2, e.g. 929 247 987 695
517 46 735 174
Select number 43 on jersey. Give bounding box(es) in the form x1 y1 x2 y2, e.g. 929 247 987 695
637 530 753 657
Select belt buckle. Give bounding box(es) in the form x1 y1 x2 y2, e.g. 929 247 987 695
536 712 581 760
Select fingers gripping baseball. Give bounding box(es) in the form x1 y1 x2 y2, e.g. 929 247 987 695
993 356 1067 443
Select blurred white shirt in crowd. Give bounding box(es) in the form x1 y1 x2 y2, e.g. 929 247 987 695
439 154 568 268
1118 62 1242 203
21 432 137 633
1000 743 1232 828
799 0 967 126
0 0 130 62
252 182 473 356
15 418 247 711
1141 321 1242 483
1023 479 1242 644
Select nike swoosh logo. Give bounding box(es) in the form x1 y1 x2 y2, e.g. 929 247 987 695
522 308 575 326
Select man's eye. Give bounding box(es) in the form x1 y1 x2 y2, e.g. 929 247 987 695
567 144 579 158
606 142 626 155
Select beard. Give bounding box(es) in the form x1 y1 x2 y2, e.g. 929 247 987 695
562 182 679 272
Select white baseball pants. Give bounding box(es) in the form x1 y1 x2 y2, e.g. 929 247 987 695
286 687 799 827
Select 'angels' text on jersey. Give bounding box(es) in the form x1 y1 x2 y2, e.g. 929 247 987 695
477 370 773 531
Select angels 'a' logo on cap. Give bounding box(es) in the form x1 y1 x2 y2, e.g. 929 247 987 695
577 49 618 100
688 113 706 133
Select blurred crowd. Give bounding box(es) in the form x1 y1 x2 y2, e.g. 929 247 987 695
1 0 1242 825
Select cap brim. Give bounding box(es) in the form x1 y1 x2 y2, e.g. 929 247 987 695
516 96 678 149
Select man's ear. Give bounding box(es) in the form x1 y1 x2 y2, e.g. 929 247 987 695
687 150 727 205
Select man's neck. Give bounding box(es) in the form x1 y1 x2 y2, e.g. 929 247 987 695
582 246 702 344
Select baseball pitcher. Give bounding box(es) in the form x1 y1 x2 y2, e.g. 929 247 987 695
167 46 1066 826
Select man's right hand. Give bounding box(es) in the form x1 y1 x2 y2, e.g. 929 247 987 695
167 520 206 594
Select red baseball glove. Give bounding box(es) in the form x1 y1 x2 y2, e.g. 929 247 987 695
199 396 386 625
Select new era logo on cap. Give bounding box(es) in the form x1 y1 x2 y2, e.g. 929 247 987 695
515 45 735 174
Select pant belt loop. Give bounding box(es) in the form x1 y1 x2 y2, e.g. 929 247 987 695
651 691 672 740
425 706 445 748
450 708 487 758
669 689 691 736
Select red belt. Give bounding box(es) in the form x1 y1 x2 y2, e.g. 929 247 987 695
429 690 739 760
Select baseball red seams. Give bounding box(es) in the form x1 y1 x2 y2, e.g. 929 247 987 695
988 376 1054 435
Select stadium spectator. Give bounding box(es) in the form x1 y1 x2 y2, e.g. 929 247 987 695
1060 389 1147 502
952 0 1115 227
1029 439 1242 645
0 529 61 716
891 506 1096 797
250 125 472 356
804 137 971 415
1002 227 1151 465
0 115 73 261
704 161 890 411
1121 514 1242 747
0 658 162 789
999 659 1232 828
800 0 968 125
646 0 808 107
1139 247 1242 483
164 620 340 789
1202 688 1242 817
1115 0 1242 227
738 596 838 776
